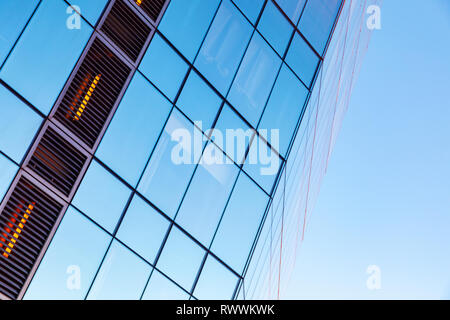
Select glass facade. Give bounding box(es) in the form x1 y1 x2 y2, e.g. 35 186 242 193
0 0 343 300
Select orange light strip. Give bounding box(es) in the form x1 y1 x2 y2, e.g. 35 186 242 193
136 0 142 6
74 74 101 121
0 202 35 258
66 74 91 120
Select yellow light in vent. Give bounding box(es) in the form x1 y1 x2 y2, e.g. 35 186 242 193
136 0 142 6
74 74 101 121
0 202 35 258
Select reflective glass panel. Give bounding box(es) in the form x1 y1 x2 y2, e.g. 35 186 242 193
275 0 306 24
257 0 293 56
177 70 222 129
159 0 221 62
211 174 269 273
157 227 205 291
0 84 42 162
142 270 189 300
298 0 342 54
66 0 108 25
138 110 204 218
228 33 281 126
139 34 189 101
195 0 253 95
194 255 238 300
0 154 17 202
0 0 39 65
116 195 169 264
24 207 110 300
96 73 171 186
258 64 308 156
232 0 265 24
73 160 131 233
176 143 239 246
285 32 320 87
0 0 91 115
87 240 152 300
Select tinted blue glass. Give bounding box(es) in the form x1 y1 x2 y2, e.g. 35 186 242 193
194 255 238 299
159 0 220 62
228 33 281 126
0 154 17 202
286 32 320 87
299 0 342 54
257 1 293 56
142 270 189 300
88 240 152 300
0 0 38 66
213 104 254 165
138 110 204 218
211 174 269 273
140 34 189 101
244 136 281 193
0 0 91 115
176 143 239 246
73 160 131 233
66 0 108 25
177 70 222 129
157 227 205 291
96 73 171 186
24 207 110 300
195 0 253 95
259 64 308 156
116 195 169 264
275 0 306 24
232 0 265 24
0 84 42 162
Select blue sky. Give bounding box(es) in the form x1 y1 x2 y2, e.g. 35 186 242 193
286 0 450 299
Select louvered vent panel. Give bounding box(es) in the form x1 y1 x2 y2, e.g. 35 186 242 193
27 127 87 197
54 38 131 149
134 0 166 22
0 177 63 299
101 0 152 62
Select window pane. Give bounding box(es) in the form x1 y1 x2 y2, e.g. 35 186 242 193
0 0 39 65
211 174 269 273
257 1 293 56
142 270 189 300
213 104 254 165
138 110 204 218
228 33 281 126
159 0 221 61
66 0 108 25
194 255 238 300
195 0 253 95
299 0 342 54
24 207 110 300
243 135 281 193
157 227 205 291
232 0 265 24
176 70 222 129
96 73 171 186
87 240 152 300
73 160 131 233
286 32 320 87
139 34 189 101
0 154 17 202
0 0 91 115
116 195 169 264
258 64 308 156
0 84 42 162
275 0 306 24
176 143 239 246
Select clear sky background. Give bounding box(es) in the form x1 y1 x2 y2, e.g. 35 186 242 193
285 0 450 299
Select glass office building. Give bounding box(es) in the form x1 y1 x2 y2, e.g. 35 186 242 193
0 0 343 300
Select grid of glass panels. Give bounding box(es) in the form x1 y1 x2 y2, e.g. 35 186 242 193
0 0 342 299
